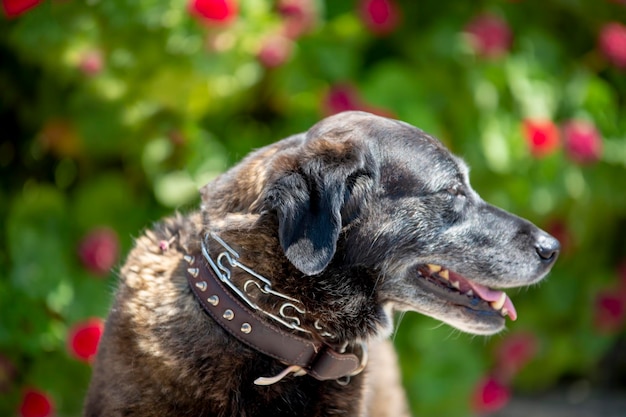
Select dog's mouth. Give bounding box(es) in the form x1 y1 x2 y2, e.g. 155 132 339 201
416 264 517 321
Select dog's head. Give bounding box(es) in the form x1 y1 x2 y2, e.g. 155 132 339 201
203 111 559 336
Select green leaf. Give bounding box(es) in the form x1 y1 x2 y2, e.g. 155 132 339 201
72 172 148 238
7 185 72 300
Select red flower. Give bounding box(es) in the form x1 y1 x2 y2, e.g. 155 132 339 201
522 119 560 158
188 0 238 25
19 389 53 417
562 119 603 164
494 332 538 381
358 0 400 36
257 35 293 68
594 291 626 334
277 0 316 39
68 318 104 363
599 22 626 69
78 227 119 276
2 0 42 18
471 376 511 414
465 14 513 58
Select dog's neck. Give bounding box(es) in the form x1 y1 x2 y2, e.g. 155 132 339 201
184 231 368 385
200 214 390 344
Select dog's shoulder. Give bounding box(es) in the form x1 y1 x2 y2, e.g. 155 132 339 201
112 211 220 359
86 211 234 416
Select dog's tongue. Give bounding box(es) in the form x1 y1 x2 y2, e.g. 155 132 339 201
448 271 517 321
468 281 517 321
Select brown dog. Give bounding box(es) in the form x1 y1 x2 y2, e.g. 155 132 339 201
84 111 559 417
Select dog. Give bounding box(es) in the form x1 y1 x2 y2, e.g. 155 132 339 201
84 111 559 417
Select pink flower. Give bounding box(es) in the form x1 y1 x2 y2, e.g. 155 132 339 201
562 120 603 164
78 227 120 276
471 376 511 414
19 389 54 417
358 0 401 36
323 84 395 118
323 84 362 115
1 0 42 18
494 332 538 381
465 14 513 58
522 119 560 158
594 290 626 334
599 22 626 69
257 35 294 68
79 50 104 76
188 0 238 25
68 318 104 363
277 0 317 39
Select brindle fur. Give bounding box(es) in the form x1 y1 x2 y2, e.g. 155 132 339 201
84 111 558 417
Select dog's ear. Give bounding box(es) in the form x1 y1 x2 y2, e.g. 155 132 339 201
264 139 374 275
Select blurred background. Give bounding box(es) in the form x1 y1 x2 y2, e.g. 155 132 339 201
1 1 626 416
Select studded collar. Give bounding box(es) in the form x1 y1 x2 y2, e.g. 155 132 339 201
184 233 367 385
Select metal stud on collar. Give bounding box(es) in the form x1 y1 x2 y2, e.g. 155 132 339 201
195 281 207 291
223 309 234 320
208 295 219 306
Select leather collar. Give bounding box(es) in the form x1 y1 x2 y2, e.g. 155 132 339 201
184 235 367 385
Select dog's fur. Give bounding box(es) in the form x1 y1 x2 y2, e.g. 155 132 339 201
84 111 559 417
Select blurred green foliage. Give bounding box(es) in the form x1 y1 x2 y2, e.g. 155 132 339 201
1 1 626 416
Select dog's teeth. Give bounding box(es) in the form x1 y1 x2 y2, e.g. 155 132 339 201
490 293 507 311
427 264 442 273
466 290 473 297
501 308 509 317
439 269 449 280
451 280 460 289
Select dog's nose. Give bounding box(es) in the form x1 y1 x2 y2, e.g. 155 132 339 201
535 233 560 263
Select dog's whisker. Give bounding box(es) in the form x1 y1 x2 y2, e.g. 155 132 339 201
391 312 406 342
442 327 464 342
430 320 447 332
